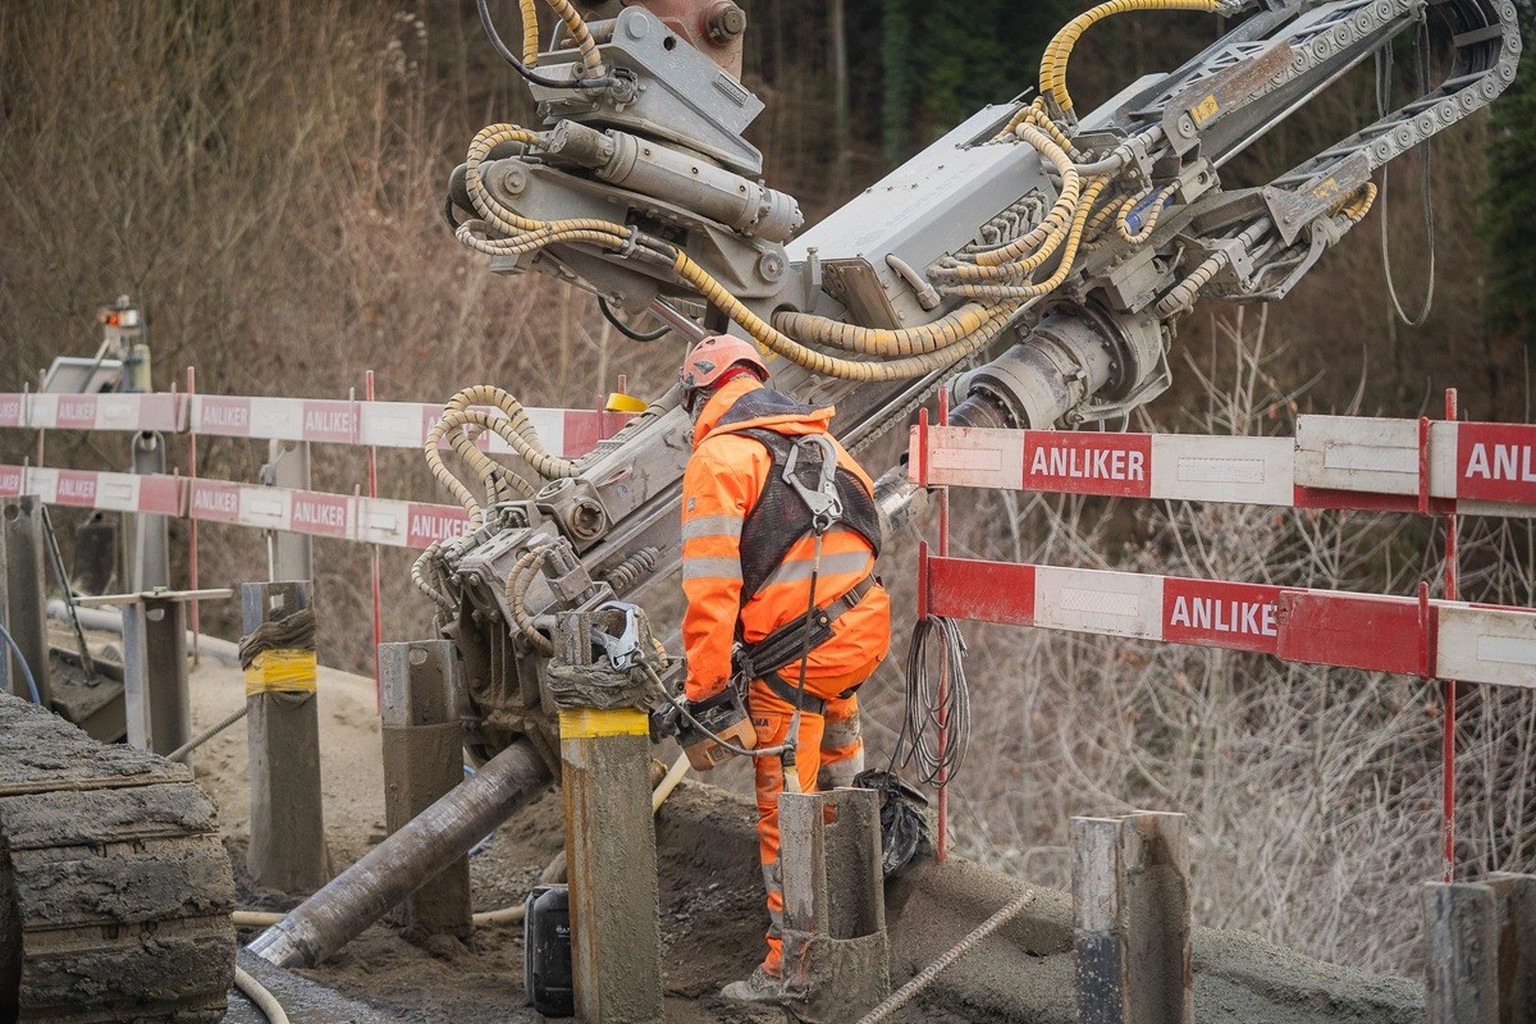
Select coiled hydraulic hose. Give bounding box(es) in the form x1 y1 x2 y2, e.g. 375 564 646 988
451 1 1257 384
675 250 1013 380
934 125 1083 280
424 384 581 529
505 545 556 656
1116 183 1179 244
945 178 1110 301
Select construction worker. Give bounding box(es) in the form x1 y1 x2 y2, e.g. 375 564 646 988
677 334 891 1004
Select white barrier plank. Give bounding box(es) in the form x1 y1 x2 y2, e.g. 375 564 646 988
1150 434 1294 505
1437 604 1536 690
1034 566 1163 639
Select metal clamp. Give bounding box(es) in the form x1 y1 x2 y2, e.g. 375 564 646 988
589 600 643 671
783 435 842 534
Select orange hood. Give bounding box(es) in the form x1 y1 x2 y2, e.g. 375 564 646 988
691 378 834 449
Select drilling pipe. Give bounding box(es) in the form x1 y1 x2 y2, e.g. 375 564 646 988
246 737 552 968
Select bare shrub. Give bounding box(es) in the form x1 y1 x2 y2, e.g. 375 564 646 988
863 309 1536 974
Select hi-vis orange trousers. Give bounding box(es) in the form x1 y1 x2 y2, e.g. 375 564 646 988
747 677 866 978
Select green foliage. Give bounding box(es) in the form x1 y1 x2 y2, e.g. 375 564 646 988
1482 3 1536 349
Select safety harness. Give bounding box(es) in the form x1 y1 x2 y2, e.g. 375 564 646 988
713 389 882 717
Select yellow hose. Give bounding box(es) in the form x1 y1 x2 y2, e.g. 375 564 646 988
1041 0 1222 117
519 0 540 65
950 178 1110 301
234 965 292 1024
1338 181 1378 223
771 303 1004 357
674 251 1011 380
543 0 603 71
1115 183 1178 244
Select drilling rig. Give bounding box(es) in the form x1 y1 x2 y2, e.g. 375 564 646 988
247 0 1521 976
411 0 1520 815
3 0 1523 1020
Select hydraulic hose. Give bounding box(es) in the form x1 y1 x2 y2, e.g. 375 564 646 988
1040 0 1228 118
947 178 1110 301
505 545 557 656
673 251 1012 381
0 620 42 704
233 966 292 1024
1116 183 1179 244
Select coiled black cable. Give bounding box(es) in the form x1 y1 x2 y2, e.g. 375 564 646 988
893 616 971 785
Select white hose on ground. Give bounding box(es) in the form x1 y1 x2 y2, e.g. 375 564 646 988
855 887 1038 1024
231 753 693 929
233 965 292 1024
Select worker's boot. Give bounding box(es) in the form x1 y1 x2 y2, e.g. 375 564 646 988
719 965 782 1005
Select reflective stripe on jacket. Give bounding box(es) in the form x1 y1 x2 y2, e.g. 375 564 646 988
681 377 891 702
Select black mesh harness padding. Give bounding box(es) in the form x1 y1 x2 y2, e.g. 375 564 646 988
712 387 882 600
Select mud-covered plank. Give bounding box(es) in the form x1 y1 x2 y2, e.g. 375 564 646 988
0 782 219 851
0 695 188 795
11 841 234 927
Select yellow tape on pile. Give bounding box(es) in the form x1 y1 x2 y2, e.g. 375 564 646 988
558 707 649 739
244 649 319 696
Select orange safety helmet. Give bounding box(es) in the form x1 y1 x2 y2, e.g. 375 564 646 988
679 334 768 409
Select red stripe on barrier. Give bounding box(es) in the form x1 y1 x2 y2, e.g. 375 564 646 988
56 396 98 430
54 470 98 507
301 400 357 444
1023 430 1151 498
405 502 470 548
1291 485 1451 514
0 465 23 497
1275 591 1428 677
197 396 254 436
927 555 1036 625
289 490 350 538
0 395 23 427
188 480 242 523
1162 577 1282 653
139 475 184 515
1456 422 1536 504
561 410 631 457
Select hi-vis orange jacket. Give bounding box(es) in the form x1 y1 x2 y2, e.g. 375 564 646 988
681 377 891 703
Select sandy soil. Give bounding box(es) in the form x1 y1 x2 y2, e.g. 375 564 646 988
172 655 1424 1024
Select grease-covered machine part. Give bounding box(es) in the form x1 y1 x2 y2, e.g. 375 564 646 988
0 693 235 1024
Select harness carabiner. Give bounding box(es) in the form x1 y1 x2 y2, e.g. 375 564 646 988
783 434 843 535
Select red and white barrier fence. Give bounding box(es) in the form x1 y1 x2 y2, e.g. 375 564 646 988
0 465 471 550
0 390 629 456
919 557 1536 691
909 416 1536 516
907 392 1530 880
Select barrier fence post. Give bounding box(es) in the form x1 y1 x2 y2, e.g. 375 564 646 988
379 640 472 941
264 440 312 583
2 496 52 705
1073 812 1191 1024
242 579 330 893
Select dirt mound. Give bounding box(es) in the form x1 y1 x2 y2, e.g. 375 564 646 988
182 659 1420 1024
